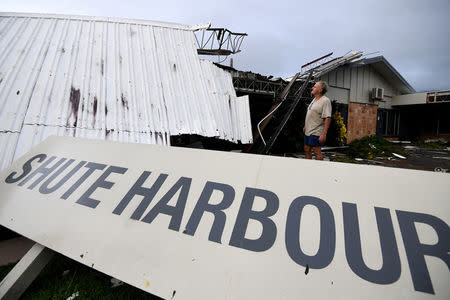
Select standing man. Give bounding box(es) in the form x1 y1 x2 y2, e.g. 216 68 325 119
303 81 332 160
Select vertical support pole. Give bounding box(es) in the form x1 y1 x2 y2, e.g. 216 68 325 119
437 118 440 136
0 243 54 300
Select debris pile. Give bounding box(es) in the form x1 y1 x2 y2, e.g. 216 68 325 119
346 135 408 159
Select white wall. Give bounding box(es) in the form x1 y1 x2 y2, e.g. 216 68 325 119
391 93 427 106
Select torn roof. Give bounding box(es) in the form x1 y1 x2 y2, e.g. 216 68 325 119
0 12 211 31
285 52 415 94
0 12 252 170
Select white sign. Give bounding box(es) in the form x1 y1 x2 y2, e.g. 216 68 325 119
0 136 449 299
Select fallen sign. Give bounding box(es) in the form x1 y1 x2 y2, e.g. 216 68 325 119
0 136 449 299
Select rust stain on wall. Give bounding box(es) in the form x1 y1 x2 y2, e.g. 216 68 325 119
69 87 81 127
93 96 98 116
121 93 129 109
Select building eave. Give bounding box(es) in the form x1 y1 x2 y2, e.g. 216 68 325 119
355 56 415 94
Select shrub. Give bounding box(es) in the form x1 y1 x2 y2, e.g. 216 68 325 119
347 135 407 159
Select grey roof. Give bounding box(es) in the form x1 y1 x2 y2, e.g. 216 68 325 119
353 56 415 94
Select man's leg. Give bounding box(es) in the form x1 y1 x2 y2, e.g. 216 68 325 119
313 146 323 160
304 144 312 159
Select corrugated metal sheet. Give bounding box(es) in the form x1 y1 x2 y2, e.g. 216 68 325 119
12 124 170 162
199 60 252 143
0 12 253 170
0 132 19 171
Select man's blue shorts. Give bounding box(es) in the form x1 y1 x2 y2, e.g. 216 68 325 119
304 135 323 147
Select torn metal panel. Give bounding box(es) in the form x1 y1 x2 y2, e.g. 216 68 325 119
0 12 210 31
283 51 363 84
0 132 20 171
0 12 252 169
13 125 169 163
199 60 253 143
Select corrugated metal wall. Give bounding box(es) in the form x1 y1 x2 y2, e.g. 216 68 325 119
320 64 400 109
0 13 252 170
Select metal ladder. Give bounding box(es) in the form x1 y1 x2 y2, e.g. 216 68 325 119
260 70 314 154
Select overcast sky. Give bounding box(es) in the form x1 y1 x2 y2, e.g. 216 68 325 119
2 0 449 92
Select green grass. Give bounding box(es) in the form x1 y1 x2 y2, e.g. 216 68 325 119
0 254 161 299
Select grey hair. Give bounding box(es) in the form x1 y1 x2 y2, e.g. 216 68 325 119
318 81 328 95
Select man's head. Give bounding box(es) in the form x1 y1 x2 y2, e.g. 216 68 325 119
311 81 328 97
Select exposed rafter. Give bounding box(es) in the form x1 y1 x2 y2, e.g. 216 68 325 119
195 28 247 56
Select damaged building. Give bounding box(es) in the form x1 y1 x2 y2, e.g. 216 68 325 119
312 54 449 142
316 54 416 142
1 12 448 167
222 51 449 147
0 12 253 171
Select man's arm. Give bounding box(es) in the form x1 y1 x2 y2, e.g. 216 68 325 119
319 117 331 144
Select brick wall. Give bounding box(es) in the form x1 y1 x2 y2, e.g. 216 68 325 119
347 102 378 143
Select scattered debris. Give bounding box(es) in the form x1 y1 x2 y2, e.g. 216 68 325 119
425 138 447 144
347 136 407 160
66 291 79 300
111 277 124 288
392 153 406 159
365 160 386 166
404 146 419 150
321 146 349 151
432 156 450 160
416 139 448 150
329 140 450 171
431 151 448 155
